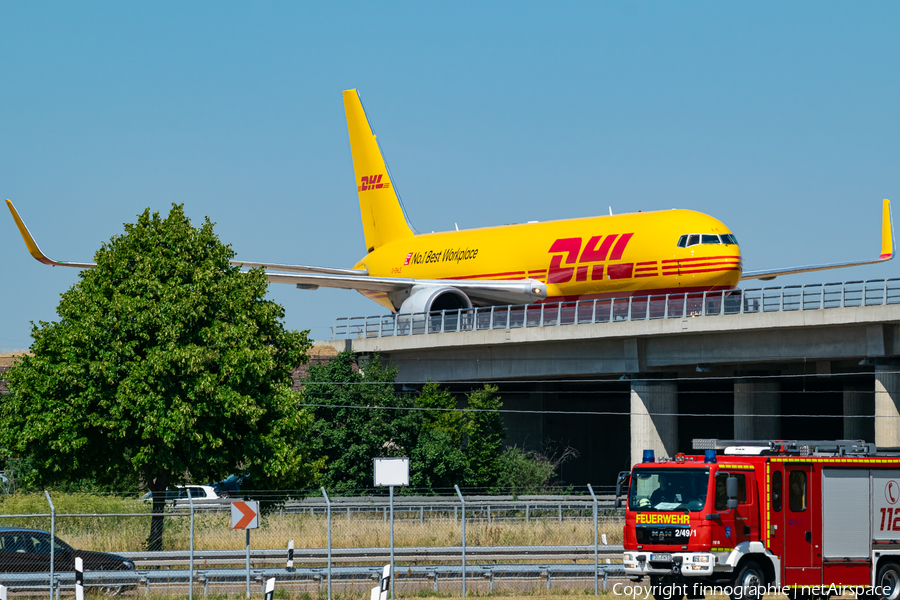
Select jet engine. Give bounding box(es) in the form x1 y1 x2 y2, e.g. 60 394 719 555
396 285 473 314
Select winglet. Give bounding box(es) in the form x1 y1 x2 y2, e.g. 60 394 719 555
6 199 94 268
881 198 893 259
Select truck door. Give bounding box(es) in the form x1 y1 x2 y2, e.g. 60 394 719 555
733 471 757 545
713 471 744 548
783 465 822 586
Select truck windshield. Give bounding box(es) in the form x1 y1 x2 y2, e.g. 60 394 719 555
629 468 710 512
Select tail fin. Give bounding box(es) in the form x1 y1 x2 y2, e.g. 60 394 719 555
343 89 414 253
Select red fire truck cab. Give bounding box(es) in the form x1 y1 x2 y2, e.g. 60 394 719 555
618 439 900 600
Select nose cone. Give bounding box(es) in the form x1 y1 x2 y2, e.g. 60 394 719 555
691 241 742 287
674 213 742 288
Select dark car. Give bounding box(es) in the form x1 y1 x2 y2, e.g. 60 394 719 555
0 527 135 573
213 474 250 497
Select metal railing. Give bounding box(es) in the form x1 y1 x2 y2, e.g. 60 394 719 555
1 563 627 595
334 278 900 339
178 494 618 519
117 544 625 568
151 495 618 521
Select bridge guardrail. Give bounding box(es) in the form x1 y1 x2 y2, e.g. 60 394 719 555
334 278 900 339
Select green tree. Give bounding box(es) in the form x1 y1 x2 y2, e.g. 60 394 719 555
409 381 468 491
302 352 421 492
463 385 505 491
1 205 320 549
302 355 506 493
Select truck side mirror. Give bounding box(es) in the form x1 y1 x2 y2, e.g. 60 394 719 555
615 471 631 510
726 476 738 509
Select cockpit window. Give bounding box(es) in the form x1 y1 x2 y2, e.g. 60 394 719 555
679 234 738 248
721 234 739 246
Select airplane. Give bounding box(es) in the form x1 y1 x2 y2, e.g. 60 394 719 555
6 89 895 315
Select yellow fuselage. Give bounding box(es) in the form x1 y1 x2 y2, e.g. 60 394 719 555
354 209 742 311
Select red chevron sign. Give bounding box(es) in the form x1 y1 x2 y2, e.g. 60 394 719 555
231 501 259 529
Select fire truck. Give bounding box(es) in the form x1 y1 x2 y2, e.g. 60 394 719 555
616 439 900 600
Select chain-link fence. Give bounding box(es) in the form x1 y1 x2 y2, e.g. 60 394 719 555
0 487 625 598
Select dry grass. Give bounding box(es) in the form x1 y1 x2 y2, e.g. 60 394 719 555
62 514 624 553
0 494 623 553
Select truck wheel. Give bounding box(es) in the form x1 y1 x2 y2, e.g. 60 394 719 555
730 560 766 600
877 562 900 600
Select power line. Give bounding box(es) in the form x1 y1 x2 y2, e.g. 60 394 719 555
296 401 887 419
300 369 900 386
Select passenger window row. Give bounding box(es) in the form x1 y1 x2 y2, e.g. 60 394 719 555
677 233 739 248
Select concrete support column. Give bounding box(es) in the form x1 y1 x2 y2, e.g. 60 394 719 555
630 380 678 467
843 384 874 442
875 365 900 448
734 380 781 440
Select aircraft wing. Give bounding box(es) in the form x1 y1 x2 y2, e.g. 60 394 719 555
7 199 543 305
265 271 547 306
231 261 367 276
8 199 96 269
741 199 894 282
6 199 367 278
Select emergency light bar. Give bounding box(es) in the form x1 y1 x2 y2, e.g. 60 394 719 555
692 438 881 456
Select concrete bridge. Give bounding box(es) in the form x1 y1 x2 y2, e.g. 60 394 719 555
322 280 900 486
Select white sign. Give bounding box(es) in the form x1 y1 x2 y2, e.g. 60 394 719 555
374 457 409 487
873 472 900 540
231 500 259 529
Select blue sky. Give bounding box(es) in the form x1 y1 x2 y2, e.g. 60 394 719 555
2 2 899 351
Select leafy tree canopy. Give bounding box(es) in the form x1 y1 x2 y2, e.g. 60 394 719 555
1 205 320 511
301 352 505 494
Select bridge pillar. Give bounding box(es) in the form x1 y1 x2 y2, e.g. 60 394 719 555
630 379 678 467
843 384 874 442
875 364 900 447
734 380 781 440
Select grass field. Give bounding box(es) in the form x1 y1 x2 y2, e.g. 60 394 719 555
0 494 624 553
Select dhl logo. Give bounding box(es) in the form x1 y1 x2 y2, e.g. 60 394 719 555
359 174 391 192
547 234 634 283
545 235 741 284
636 513 690 526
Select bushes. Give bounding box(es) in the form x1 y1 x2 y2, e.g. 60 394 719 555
496 445 580 496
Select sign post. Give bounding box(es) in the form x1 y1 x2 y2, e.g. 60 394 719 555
231 501 260 598
374 458 408 600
